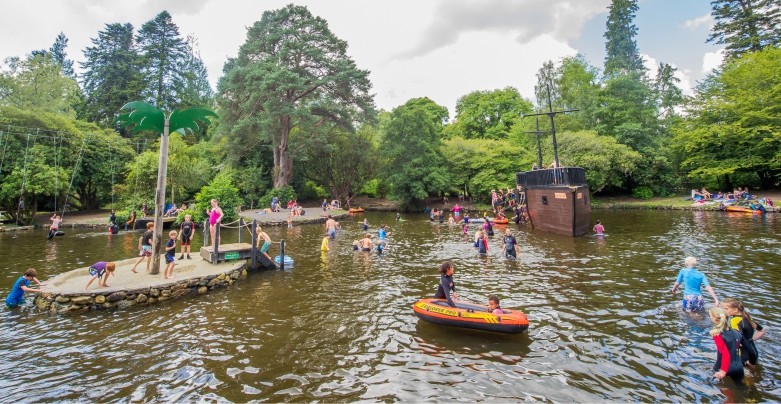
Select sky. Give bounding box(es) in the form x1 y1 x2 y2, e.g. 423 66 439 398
0 0 724 116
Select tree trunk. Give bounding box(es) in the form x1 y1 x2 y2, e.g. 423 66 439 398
150 119 170 275
273 145 294 189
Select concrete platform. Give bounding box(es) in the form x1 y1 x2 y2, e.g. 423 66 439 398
200 242 253 263
34 257 247 313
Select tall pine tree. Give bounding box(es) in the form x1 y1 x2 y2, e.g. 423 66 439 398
174 35 213 110
707 0 781 59
32 32 75 78
604 0 645 75
137 10 187 112
80 23 145 130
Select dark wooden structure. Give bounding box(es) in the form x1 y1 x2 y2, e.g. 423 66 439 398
202 219 281 270
134 216 176 230
517 167 591 237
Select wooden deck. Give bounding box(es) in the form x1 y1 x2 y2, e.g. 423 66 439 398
200 242 254 264
133 216 176 230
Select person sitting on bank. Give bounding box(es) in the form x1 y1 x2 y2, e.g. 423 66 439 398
125 210 137 231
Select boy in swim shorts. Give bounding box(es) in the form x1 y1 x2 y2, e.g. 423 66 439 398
256 226 273 261
5 268 42 308
83 262 116 290
671 257 719 311
130 222 155 273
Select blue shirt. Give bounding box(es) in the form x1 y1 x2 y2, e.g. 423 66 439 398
378 229 386 240
676 267 710 296
6 277 30 305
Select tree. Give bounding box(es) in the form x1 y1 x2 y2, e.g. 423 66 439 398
174 35 213 110
380 102 449 209
447 87 532 140
653 62 683 121
708 0 781 59
672 47 781 189
304 125 380 201
194 170 242 224
534 60 559 108
604 0 645 75
540 131 641 193
33 32 75 78
442 137 526 198
137 11 188 112
0 53 80 115
80 23 145 130
216 4 375 189
596 72 659 151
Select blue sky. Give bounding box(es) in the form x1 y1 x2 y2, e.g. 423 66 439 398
0 0 724 114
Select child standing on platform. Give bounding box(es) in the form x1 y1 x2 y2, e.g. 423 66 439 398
178 214 194 259
164 231 177 279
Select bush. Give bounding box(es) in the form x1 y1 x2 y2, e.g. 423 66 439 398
258 186 298 210
359 178 391 198
632 186 653 200
174 209 198 226
113 210 130 225
299 181 329 200
194 171 242 224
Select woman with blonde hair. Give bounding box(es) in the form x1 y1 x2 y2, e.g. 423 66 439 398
709 307 757 381
722 298 766 364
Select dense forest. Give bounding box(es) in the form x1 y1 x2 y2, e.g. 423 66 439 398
1 0 780 224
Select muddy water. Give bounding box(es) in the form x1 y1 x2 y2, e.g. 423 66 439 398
0 210 779 402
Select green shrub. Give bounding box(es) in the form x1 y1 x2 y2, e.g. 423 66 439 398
174 209 198 226
632 186 653 200
258 186 298 210
194 171 242 224
113 210 130 225
299 181 329 200
359 179 391 198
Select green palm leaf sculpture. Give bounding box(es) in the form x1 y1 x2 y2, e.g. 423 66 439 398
114 101 218 274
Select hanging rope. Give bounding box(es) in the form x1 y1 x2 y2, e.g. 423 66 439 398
109 140 115 210
0 130 8 176
15 133 36 227
60 134 90 219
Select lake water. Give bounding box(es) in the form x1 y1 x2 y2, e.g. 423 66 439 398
1 210 779 402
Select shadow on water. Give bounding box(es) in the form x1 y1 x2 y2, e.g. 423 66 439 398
0 210 779 401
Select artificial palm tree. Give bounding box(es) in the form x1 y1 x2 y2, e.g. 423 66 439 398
115 101 218 274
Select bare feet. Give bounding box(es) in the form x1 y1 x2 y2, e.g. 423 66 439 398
103 283 110 287
131 269 139 273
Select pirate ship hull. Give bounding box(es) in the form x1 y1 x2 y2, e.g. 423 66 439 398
517 167 591 237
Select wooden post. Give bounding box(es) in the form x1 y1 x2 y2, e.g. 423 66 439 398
213 222 220 265
204 219 210 246
280 239 285 271
238 217 244 244
251 220 258 271
150 117 170 275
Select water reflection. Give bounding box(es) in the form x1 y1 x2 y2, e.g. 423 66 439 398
0 210 779 401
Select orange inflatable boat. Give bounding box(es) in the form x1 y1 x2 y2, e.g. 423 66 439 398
726 206 763 214
349 207 365 213
413 299 529 334
491 217 509 224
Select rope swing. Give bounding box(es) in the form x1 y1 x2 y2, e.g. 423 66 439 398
60 134 90 220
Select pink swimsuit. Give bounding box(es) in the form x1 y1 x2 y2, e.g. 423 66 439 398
209 209 220 225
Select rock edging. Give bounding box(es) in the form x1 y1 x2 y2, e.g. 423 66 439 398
34 264 248 313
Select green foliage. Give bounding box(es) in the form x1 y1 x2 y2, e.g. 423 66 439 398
596 72 660 150
258 186 297 210
174 209 197 226
604 0 645 75
540 131 642 193
631 186 653 200
300 181 329 200
708 0 781 60
672 47 781 189
194 170 242 223
442 137 526 198
445 87 532 140
32 32 75 78
137 11 188 113
304 125 380 201
380 101 450 209
359 179 390 198
80 23 145 130
216 4 375 188
0 53 81 116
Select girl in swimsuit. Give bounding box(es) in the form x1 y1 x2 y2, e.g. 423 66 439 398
206 199 224 248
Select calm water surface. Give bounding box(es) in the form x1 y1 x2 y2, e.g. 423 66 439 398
0 210 779 402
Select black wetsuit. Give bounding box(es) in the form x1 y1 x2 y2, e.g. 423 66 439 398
485 221 494 236
434 274 456 307
504 235 517 258
732 316 764 363
477 237 487 254
713 328 757 381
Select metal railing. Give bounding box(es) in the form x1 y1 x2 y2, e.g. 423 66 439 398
516 167 586 187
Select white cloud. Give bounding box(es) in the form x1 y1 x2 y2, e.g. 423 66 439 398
392 0 610 60
683 13 714 30
702 49 725 73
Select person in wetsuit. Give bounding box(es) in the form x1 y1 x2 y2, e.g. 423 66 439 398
483 216 494 236
723 298 766 364
503 228 520 258
709 307 757 381
179 214 195 259
433 261 457 308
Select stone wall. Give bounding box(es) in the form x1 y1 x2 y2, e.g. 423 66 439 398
34 265 248 313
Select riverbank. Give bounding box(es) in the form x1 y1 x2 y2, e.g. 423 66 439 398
592 191 781 212
240 208 349 226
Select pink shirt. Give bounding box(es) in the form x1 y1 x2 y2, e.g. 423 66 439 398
593 224 604 234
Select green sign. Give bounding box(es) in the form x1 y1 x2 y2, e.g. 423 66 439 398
224 251 240 260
